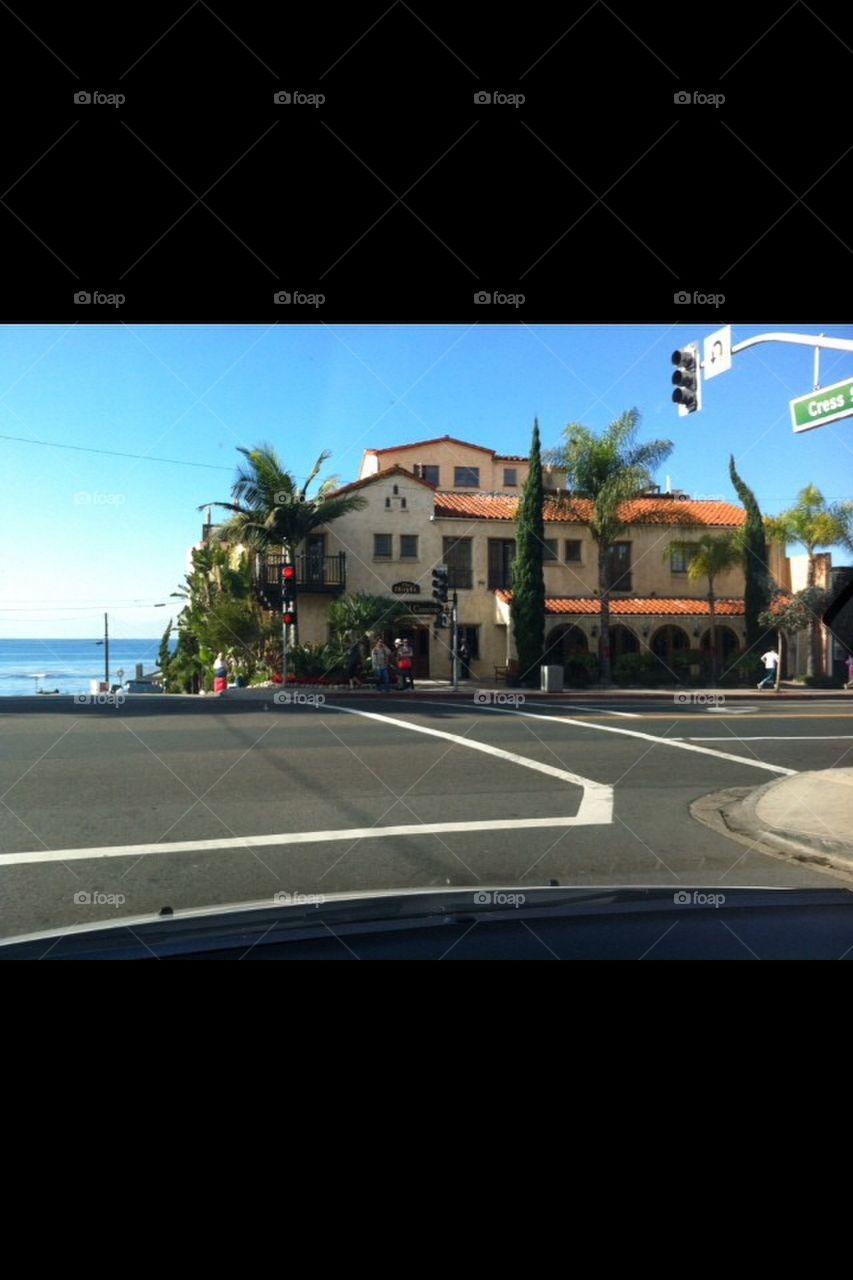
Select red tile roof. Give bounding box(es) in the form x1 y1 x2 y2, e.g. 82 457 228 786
365 435 497 457
495 592 745 617
328 463 437 497
435 494 746 525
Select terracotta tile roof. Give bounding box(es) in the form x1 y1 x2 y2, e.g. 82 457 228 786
327 463 437 497
365 435 497 457
434 494 746 525
495 591 745 617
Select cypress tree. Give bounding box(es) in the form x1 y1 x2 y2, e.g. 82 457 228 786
729 455 772 651
512 419 546 686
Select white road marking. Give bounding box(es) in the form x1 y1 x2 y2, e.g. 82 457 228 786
325 705 613 824
688 735 853 742
542 701 640 718
456 703 797 775
0 815 611 868
0 704 615 867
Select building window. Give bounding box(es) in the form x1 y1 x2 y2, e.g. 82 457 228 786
443 536 472 589
418 464 439 486
488 538 516 589
503 468 518 486
670 545 697 573
374 534 392 559
400 534 418 559
400 497 406 509
454 466 480 487
607 542 632 591
542 539 558 562
384 497 391 509
565 539 582 562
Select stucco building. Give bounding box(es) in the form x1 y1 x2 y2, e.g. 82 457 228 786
245 435 790 681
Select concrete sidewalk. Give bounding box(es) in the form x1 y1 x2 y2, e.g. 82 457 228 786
693 769 853 877
214 680 850 701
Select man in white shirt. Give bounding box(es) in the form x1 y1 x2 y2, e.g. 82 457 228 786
758 648 779 690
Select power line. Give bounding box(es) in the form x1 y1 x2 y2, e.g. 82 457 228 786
0 432 234 470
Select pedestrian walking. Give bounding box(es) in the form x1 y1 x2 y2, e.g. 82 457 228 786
395 637 415 690
371 637 392 691
845 652 853 690
213 651 228 696
346 636 364 689
758 647 780 689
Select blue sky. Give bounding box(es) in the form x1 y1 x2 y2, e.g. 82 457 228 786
1 323 851 638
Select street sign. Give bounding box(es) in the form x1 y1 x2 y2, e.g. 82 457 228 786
703 325 732 380
391 580 420 594
407 601 442 615
790 377 853 433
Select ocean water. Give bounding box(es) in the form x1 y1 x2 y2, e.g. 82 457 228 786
0 638 176 697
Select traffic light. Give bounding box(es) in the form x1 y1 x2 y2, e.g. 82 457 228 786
671 343 702 416
432 565 449 604
282 562 297 626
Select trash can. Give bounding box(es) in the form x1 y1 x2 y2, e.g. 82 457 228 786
540 665 564 692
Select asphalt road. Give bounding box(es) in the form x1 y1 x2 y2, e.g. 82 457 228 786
1 693 852 939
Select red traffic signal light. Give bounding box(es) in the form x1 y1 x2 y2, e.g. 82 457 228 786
283 611 296 626
282 564 296 583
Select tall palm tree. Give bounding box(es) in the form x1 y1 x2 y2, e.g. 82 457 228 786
549 409 673 686
765 485 853 677
664 531 743 682
199 445 368 651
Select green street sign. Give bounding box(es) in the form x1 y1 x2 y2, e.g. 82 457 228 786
790 377 853 433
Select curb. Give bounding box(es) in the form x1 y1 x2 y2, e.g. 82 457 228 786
691 781 853 878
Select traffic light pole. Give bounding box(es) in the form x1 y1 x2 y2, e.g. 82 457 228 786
452 591 459 691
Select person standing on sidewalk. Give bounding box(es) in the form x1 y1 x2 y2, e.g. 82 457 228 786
346 636 364 689
213 652 228 696
371 637 392 691
396 637 415 690
758 647 780 690
845 652 853 690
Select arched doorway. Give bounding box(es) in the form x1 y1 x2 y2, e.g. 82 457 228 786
699 625 739 666
609 624 639 661
543 624 588 665
651 624 690 677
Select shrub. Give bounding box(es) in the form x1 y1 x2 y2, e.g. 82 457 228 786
564 652 601 687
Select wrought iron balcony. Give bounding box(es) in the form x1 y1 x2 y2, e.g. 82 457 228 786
256 553 347 605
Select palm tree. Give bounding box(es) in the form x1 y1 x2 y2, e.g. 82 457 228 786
549 409 673 686
664 532 743 682
327 592 410 653
765 485 853 677
199 445 368 657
